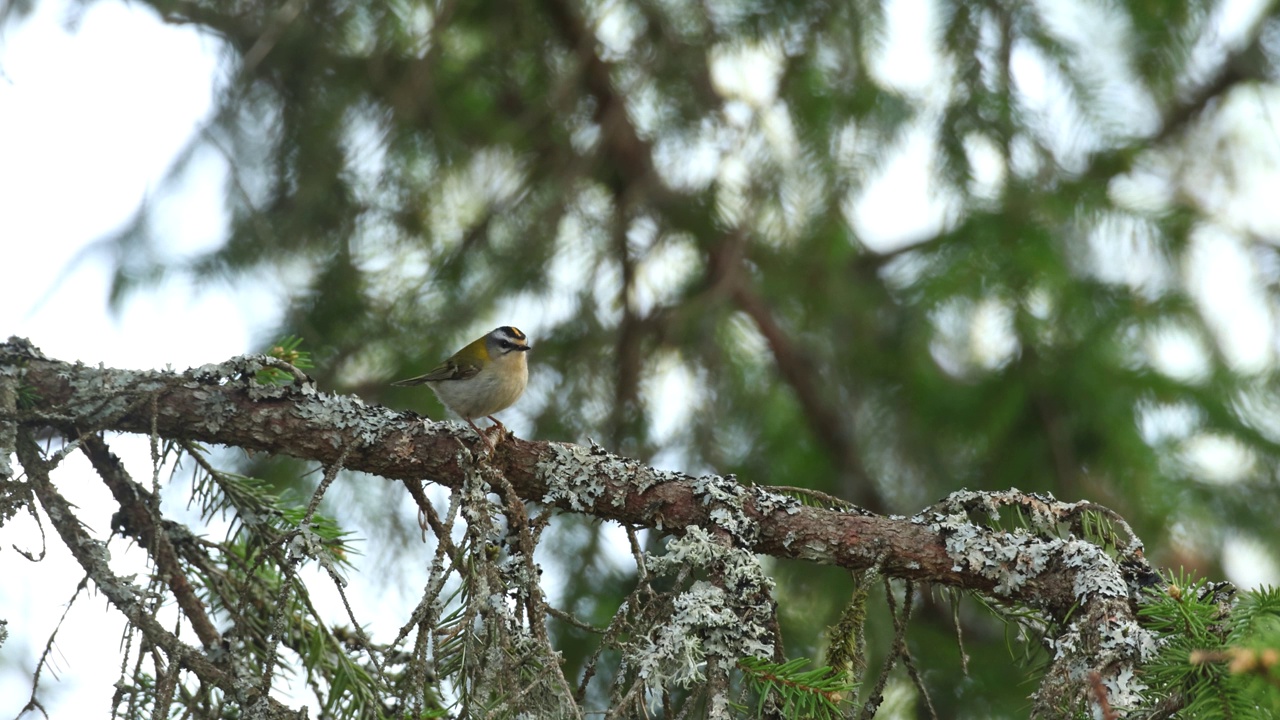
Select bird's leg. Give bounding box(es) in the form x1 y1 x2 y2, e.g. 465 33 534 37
467 417 496 452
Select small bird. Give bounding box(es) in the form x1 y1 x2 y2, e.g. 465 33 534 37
393 326 531 449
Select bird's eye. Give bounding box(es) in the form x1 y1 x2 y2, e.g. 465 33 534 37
501 341 513 349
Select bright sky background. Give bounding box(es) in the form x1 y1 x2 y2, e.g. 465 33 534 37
3 0 1280 716
0 0 265 368
0 1 263 715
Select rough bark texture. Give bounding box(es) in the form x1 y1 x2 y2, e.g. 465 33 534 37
1 337 1161 714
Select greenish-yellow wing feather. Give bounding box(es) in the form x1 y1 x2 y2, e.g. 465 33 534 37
425 358 482 382
392 358 482 386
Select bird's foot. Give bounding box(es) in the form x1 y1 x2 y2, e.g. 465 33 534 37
486 416 511 440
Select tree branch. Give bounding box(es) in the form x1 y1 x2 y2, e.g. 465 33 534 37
80 434 223 649
729 274 880 512
540 0 659 196
3 338 1160 710
12 427 302 718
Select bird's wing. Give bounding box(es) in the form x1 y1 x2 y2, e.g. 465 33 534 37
394 358 482 385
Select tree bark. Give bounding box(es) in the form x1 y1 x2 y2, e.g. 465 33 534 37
0 337 1161 714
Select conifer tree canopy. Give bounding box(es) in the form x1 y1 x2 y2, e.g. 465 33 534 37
4 0 1280 717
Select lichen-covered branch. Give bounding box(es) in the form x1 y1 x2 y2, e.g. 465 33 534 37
80 434 223 648
12 428 303 718
1 337 1160 712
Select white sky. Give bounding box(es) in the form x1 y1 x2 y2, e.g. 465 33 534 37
0 0 257 369
0 2 268 715
2 0 1280 716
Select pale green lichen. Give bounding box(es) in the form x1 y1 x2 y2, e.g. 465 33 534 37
914 490 1158 714
538 443 609 512
747 484 802 517
0 360 18 480
633 527 775 688
1047 609 1156 710
690 473 758 542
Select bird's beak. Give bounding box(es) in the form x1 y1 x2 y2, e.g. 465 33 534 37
518 345 532 352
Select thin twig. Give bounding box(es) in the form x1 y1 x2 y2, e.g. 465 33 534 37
858 578 909 720
15 430 302 717
951 588 969 676
81 435 222 648
486 463 582 718
1089 670 1118 720
240 0 308 76
894 582 937 720
258 445 352 701
729 275 881 513
15 576 88 720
